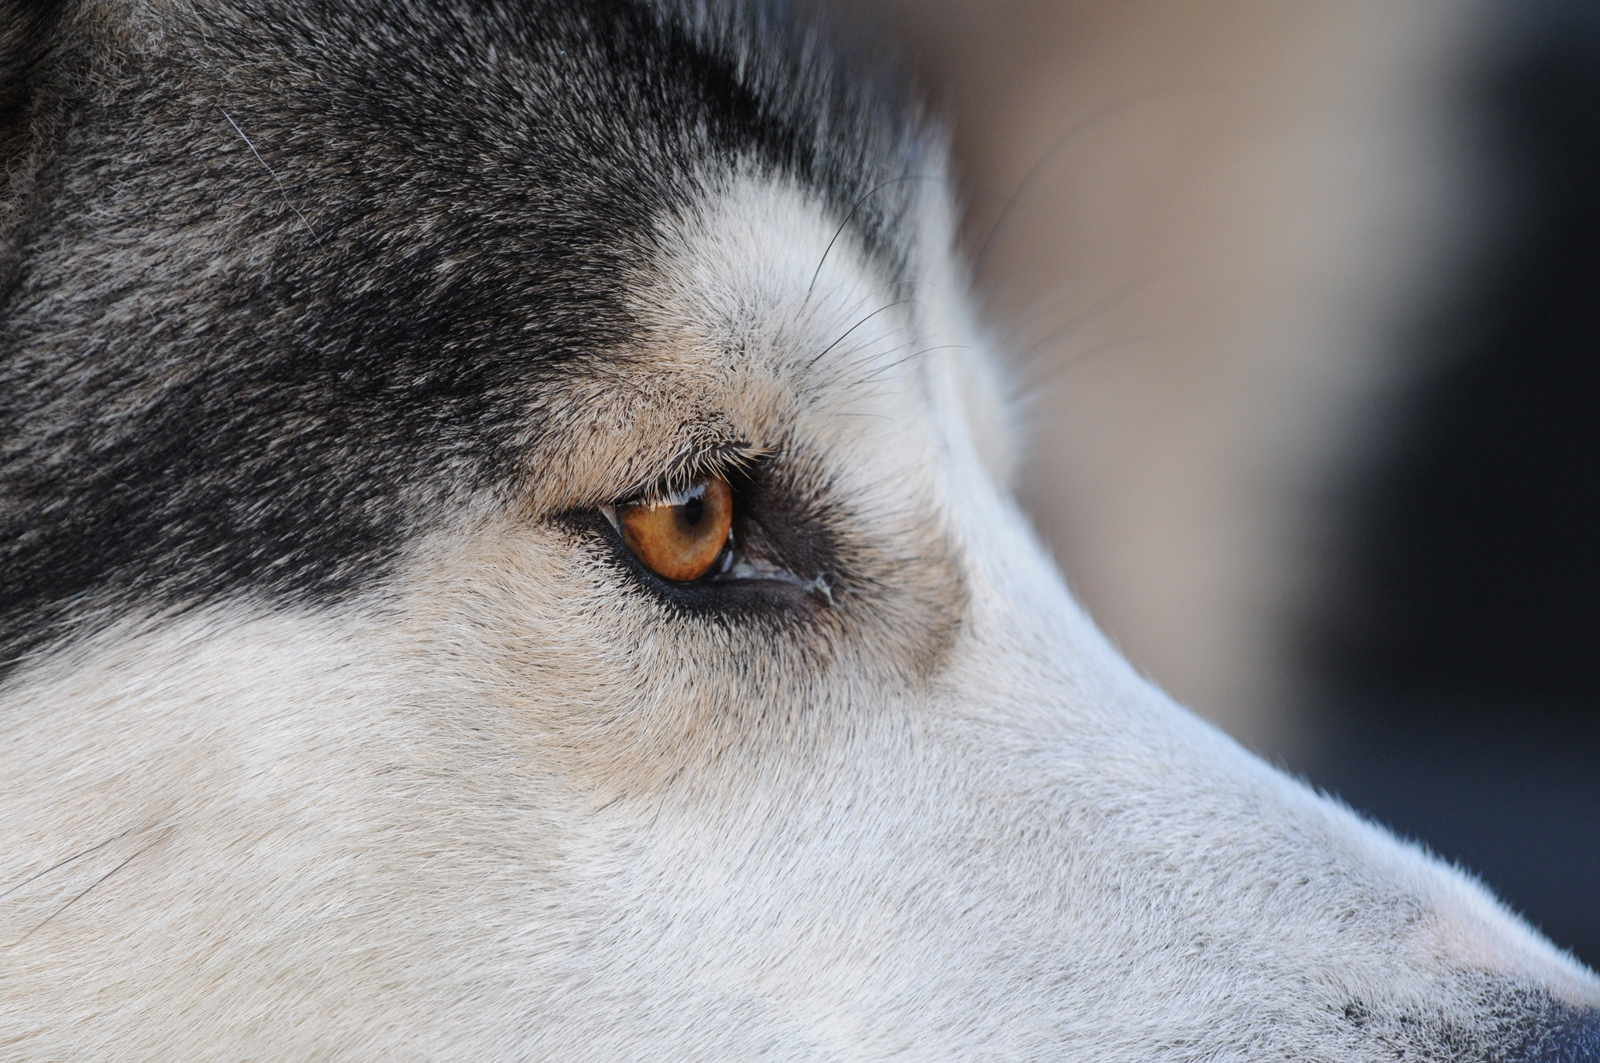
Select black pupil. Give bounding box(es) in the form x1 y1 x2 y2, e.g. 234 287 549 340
680 494 705 528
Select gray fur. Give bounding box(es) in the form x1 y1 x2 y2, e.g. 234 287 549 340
0 0 921 670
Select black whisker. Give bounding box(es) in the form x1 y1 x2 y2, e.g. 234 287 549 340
0 832 129 902
806 174 969 300
803 298 920 374
851 344 972 387
973 79 1228 275
11 848 146 948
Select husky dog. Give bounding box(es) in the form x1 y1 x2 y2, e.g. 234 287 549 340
1 1 1596 1059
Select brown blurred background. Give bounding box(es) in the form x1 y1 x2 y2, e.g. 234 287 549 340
810 0 1600 967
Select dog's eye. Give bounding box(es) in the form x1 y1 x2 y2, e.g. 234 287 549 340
616 476 733 582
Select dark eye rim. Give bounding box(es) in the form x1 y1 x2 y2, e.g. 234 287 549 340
563 461 828 617
578 507 819 618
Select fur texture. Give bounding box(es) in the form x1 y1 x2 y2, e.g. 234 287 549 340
1 1 1597 1059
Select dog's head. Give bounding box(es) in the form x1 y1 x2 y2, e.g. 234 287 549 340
2 1 1597 1058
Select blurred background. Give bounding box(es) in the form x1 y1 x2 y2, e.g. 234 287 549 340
812 0 1599 967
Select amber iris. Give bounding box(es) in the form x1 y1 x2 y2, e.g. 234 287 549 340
618 476 733 583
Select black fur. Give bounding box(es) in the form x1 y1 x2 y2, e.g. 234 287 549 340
0 0 926 675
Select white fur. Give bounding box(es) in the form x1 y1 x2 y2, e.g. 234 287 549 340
1 168 1595 1060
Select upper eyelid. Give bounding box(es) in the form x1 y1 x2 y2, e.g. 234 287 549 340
616 481 705 510
596 482 715 537
596 475 714 536
607 443 762 509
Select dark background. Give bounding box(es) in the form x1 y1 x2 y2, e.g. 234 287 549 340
1304 0 1600 969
